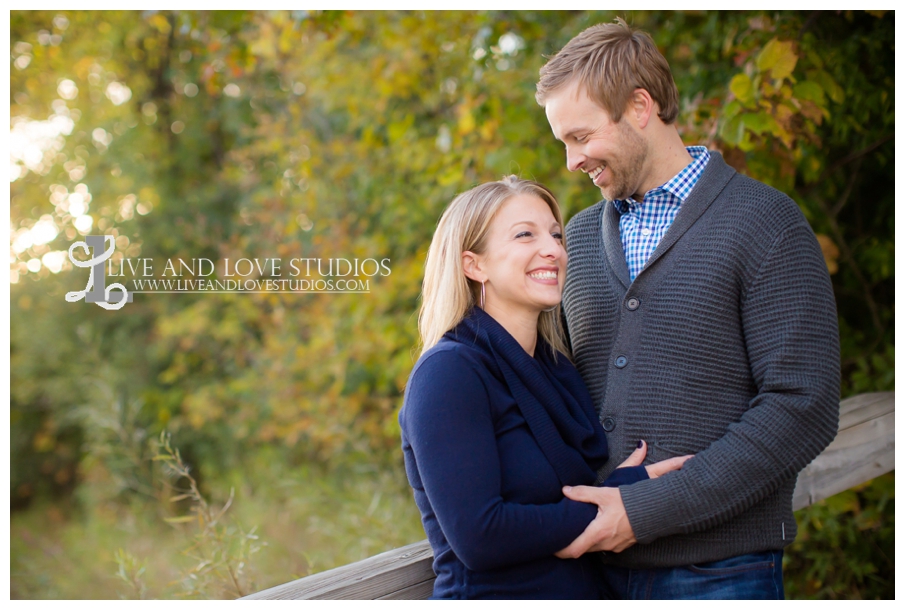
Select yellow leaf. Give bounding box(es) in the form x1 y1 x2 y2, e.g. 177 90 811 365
149 14 172 35
33 432 54 453
815 234 840 275
479 120 497 142
729 73 754 103
756 39 797 81
457 109 476 136
164 515 196 523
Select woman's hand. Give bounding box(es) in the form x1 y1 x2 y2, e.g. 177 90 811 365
617 439 693 478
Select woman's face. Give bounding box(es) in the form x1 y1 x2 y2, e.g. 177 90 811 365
469 194 566 319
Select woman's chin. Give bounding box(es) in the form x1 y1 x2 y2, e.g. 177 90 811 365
535 299 562 312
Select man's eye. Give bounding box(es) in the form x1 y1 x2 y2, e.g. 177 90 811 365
575 135 587 143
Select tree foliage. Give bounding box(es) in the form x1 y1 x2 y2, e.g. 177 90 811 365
10 10 894 599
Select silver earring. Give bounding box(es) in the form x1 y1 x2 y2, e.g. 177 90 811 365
480 281 486 309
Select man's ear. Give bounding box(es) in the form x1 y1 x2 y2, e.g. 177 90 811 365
462 251 486 283
629 88 655 129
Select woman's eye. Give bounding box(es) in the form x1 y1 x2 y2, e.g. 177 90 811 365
575 135 587 143
552 232 563 241
515 231 533 239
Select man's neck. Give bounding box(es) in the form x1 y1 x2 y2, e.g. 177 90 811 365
632 129 694 202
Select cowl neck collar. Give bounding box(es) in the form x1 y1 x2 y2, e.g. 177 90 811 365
444 307 609 486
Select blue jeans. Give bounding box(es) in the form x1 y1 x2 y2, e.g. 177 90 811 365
599 551 784 599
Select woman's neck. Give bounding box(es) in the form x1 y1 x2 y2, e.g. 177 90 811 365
482 303 539 357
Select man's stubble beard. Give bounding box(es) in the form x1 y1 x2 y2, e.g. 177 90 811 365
600 120 649 203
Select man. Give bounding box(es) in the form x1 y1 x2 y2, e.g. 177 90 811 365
535 19 840 599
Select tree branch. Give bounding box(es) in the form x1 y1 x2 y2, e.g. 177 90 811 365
803 133 894 194
830 156 862 219
812 169 884 338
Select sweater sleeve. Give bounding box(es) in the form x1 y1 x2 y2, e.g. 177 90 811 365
601 465 648 488
619 222 841 543
401 348 598 572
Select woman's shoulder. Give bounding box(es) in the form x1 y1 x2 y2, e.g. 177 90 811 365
409 338 490 386
401 340 497 434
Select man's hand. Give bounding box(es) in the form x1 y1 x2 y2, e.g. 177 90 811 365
555 486 634 557
555 441 693 558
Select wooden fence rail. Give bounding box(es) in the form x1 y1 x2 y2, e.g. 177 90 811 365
242 391 895 600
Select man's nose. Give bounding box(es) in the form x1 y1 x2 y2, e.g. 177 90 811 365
566 147 585 172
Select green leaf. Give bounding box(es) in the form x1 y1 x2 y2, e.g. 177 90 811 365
722 100 743 121
719 114 745 146
741 111 780 136
793 81 826 106
809 70 845 104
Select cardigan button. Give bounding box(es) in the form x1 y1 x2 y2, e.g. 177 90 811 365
602 417 616 432
615 356 628 368
626 297 640 310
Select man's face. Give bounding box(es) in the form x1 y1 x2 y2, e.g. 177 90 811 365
544 80 649 202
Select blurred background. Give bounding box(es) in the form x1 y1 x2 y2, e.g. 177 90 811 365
9 10 894 599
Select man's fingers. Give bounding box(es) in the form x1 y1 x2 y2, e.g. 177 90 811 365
645 454 694 478
556 509 610 558
562 484 601 504
555 528 596 559
616 440 647 468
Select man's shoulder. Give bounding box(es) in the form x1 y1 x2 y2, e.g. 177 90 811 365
700 150 798 213
565 200 606 236
718 169 808 231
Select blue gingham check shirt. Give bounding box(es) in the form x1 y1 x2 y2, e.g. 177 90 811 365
613 146 710 281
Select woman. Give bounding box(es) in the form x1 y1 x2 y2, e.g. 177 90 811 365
399 177 686 599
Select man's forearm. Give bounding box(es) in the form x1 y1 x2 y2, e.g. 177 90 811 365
620 390 838 543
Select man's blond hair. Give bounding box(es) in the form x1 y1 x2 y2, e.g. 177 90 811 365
536 18 679 124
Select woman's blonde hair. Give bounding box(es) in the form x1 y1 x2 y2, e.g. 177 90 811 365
418 176 570 358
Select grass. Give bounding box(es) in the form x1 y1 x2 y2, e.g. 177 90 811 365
10 440 894 599
10 446 426 600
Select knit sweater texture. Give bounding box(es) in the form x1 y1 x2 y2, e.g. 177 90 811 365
562 151 841 569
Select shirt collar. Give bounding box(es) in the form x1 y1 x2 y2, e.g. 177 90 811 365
612 146 710 213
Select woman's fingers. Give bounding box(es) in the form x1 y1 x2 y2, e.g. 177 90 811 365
616 440 647 469
645 454 694 479
616 441 693 478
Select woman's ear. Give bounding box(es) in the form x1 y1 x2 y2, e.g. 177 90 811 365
462 251 486 283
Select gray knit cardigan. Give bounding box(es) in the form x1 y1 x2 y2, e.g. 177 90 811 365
562 151 840 569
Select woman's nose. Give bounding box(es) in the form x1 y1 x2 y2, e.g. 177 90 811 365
540 234 565 259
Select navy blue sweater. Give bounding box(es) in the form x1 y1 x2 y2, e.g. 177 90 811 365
400 308 646 599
